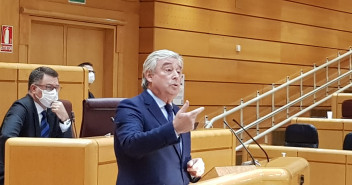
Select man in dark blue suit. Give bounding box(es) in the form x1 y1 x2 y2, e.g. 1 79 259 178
0 66 73 185
114 49 205 185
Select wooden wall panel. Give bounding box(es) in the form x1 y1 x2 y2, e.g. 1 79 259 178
0 67 18 121
184 81 264 106
146 2 352 49
155 0 352 31
30 22 64 65
2 0 140 99
140 28 339 66
0 0 20 63
182 57 306 83
46 0 139 14
66 26 105 98
140 0 352 129
289 0 352 13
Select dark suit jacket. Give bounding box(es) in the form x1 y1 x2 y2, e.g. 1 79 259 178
88 91 95 98
0 94 72 184
114 90 192 185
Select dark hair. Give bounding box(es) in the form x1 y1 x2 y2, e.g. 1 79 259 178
78 62 93 67
28 66 58 90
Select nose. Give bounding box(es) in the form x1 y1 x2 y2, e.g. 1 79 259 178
171 70 180 79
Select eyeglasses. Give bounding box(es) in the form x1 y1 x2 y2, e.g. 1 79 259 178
35 84 61 91
89 70 95 74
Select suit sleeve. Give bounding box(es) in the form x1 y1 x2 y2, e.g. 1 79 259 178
0 102 27 142
114 99 179 158
0 102 27 168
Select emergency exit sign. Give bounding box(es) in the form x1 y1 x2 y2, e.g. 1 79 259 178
69 0 85 4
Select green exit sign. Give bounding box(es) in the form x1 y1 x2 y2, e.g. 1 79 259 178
69 0 86 4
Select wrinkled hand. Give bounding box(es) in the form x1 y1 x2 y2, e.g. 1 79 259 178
187 158 205 177
51 100 69 122
173 100 204 134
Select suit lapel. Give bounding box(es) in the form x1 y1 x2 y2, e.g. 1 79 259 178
142 91 168 126
28 95 41 137
142 91 183 158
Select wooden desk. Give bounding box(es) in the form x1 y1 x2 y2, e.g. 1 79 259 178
196 157 309 185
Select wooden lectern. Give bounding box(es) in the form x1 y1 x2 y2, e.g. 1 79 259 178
196 157 310 185
200 165 256 181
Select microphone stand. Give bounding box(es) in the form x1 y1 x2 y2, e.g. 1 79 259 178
232 119 270 163
71 111 77 138
223 120 259 166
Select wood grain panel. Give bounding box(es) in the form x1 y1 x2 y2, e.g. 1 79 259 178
30 21 64 65
185 81 264 106
20 0 126 24
0 82 17 122
281 23 352 49
140 28 338 65
46 0 139 14
289 0 352 13
154 0 352 32
67 26 105 98
0 0 19 63
182 57 306 83
148 2 352 49
139 54 307 83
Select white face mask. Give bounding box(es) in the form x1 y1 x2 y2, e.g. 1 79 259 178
36 88 58 108
88 72 95 84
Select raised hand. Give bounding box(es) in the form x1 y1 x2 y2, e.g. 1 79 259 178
173 100 204 134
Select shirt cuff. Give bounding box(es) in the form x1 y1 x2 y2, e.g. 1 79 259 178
174 130 179 138
59 119 71 132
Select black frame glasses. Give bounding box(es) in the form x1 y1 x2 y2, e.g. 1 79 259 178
35 84 61 91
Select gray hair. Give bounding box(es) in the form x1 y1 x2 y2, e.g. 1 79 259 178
141 49 183 90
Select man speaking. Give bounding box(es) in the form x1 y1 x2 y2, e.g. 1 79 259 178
114 49 205 185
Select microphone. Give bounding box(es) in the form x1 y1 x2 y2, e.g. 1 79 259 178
71 111 77 138
232 119 269 163
223 120 259 166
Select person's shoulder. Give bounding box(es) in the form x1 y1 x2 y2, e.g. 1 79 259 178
7 95 33 115
120 93 143 105
16 95 34 107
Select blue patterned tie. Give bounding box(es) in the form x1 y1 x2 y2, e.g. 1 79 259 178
165 104 182 154
165 104 173 123
41 111 50 137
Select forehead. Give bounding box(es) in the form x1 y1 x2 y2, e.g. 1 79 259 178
157 58 182 68
39 74 59 84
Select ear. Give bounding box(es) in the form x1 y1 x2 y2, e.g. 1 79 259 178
29 84 38 94
145 70 154 83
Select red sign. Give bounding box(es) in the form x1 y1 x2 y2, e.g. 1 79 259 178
1 25 13 53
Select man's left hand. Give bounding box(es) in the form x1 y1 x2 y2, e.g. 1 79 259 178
187 158 205 177
51 101 69 122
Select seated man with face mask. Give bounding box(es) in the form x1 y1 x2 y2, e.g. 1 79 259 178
0 66 72 185
78 62 95 98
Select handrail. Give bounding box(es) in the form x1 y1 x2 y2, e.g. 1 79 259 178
203 47 352 151
237 69 352 134
205 49 352 128
236 83 352 151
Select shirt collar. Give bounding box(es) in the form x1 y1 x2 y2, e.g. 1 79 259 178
34 101 46 115
146 89 170 108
